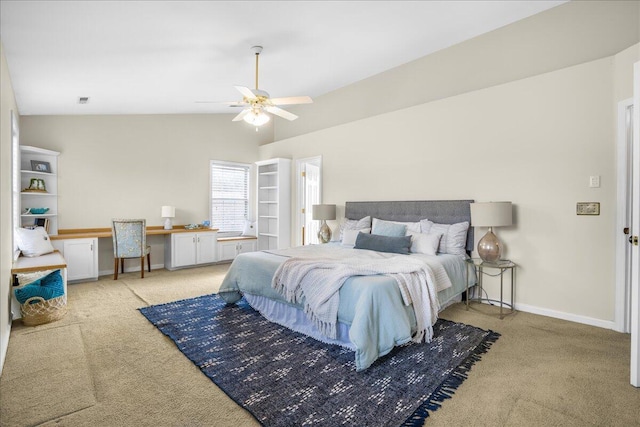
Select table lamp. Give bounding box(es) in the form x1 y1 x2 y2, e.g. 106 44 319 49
470 202 512 263
312 204 336 243
161 206 175 230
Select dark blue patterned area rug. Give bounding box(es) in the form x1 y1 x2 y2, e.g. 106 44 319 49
139 294 499 427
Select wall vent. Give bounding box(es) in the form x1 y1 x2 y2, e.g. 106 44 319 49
78 97 90 104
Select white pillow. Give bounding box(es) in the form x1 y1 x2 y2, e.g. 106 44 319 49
420 220 469 256
242 220 256 236
335 216 372 241
372 218 422 235
15 227 55 257
408 232 443 255
341 228 371 246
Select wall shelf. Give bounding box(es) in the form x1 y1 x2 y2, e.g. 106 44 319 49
256 158 291 251
19 146 60 234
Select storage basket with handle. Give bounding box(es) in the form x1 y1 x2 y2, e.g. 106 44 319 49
20 295 67 326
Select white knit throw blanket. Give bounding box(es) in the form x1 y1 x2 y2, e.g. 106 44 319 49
271 256 441 343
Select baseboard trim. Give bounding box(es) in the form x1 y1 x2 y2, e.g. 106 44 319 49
515 302 617 331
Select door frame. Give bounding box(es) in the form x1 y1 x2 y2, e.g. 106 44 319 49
615 98 633 333
295 156 322 246
630 61 639 387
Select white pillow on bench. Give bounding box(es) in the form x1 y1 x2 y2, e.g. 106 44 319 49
15 227 55 257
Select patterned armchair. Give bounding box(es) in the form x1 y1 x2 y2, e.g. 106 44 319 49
111 219 151 280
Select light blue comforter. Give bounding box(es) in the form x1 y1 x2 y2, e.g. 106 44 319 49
218 244 472 370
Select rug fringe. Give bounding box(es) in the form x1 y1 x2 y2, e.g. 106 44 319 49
401 330 501 426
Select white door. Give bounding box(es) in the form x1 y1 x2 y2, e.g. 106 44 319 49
304 163 321 245
218 241 238 262
173 233 197 267
196 233 217 264
296 157 322 245
237 240 256 255
617 100 634 333
631 62 639 387
64 239 98 281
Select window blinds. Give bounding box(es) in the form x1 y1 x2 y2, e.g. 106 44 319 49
210 161 250 234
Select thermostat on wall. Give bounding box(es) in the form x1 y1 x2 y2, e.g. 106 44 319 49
577 202 600 215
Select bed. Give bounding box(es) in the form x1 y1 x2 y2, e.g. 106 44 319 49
219 200 476 371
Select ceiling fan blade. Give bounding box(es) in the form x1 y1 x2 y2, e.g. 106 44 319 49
195 101 246 107
232 109 251 122
235 86 257 100
264 106 298 121
269 96 313 106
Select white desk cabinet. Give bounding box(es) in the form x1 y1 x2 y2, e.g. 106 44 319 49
218 238 257 262
52 238 98 282
165 231 218 270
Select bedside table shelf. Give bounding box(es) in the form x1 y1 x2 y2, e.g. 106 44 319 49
465 258 516 319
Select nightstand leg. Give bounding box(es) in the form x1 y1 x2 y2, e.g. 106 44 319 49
511 267 515 315
500 268 504 319
478 266 483 302
465 262 469 310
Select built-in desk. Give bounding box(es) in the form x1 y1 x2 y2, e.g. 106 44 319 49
51 225 219 240
50 226 220 281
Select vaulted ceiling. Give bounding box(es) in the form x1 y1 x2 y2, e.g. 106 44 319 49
0 1 565 116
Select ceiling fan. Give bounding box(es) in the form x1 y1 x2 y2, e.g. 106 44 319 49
201 46 313 126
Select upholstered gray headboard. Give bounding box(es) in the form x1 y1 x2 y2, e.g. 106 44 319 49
345 200 474 253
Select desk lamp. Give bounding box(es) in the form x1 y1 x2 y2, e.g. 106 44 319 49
161 206 175 230
312 204 336 244
470 202 512 263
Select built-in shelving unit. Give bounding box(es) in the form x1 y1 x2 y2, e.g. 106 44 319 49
19 146 60 235
256 158 291 251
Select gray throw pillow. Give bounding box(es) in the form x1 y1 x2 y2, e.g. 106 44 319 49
354 232 411 255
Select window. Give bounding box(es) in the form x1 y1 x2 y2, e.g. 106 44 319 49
210 160 251 235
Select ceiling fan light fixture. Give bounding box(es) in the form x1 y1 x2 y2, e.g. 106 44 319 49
243 109 270 126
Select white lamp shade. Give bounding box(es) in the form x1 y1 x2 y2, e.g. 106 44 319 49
470 202 512 227
161 206 175 218
312 204 336 221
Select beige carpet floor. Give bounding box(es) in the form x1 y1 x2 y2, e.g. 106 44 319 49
1 264 638 426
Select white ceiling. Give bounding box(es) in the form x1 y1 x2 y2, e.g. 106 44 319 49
0 1 566 116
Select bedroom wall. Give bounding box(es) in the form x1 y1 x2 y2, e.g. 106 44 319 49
274 0 640 142
19 114 269 274
259 56 621 327
0 42 19 375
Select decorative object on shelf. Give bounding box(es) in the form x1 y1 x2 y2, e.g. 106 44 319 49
470 201 513 263
185 224 201 230
161 205 175 230
24 178 47 192
24 207 49 215
34 217 50 233
312 204 336 244
30 160 51 173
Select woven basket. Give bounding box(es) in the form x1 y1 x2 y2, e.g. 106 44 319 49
20 295 67 326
